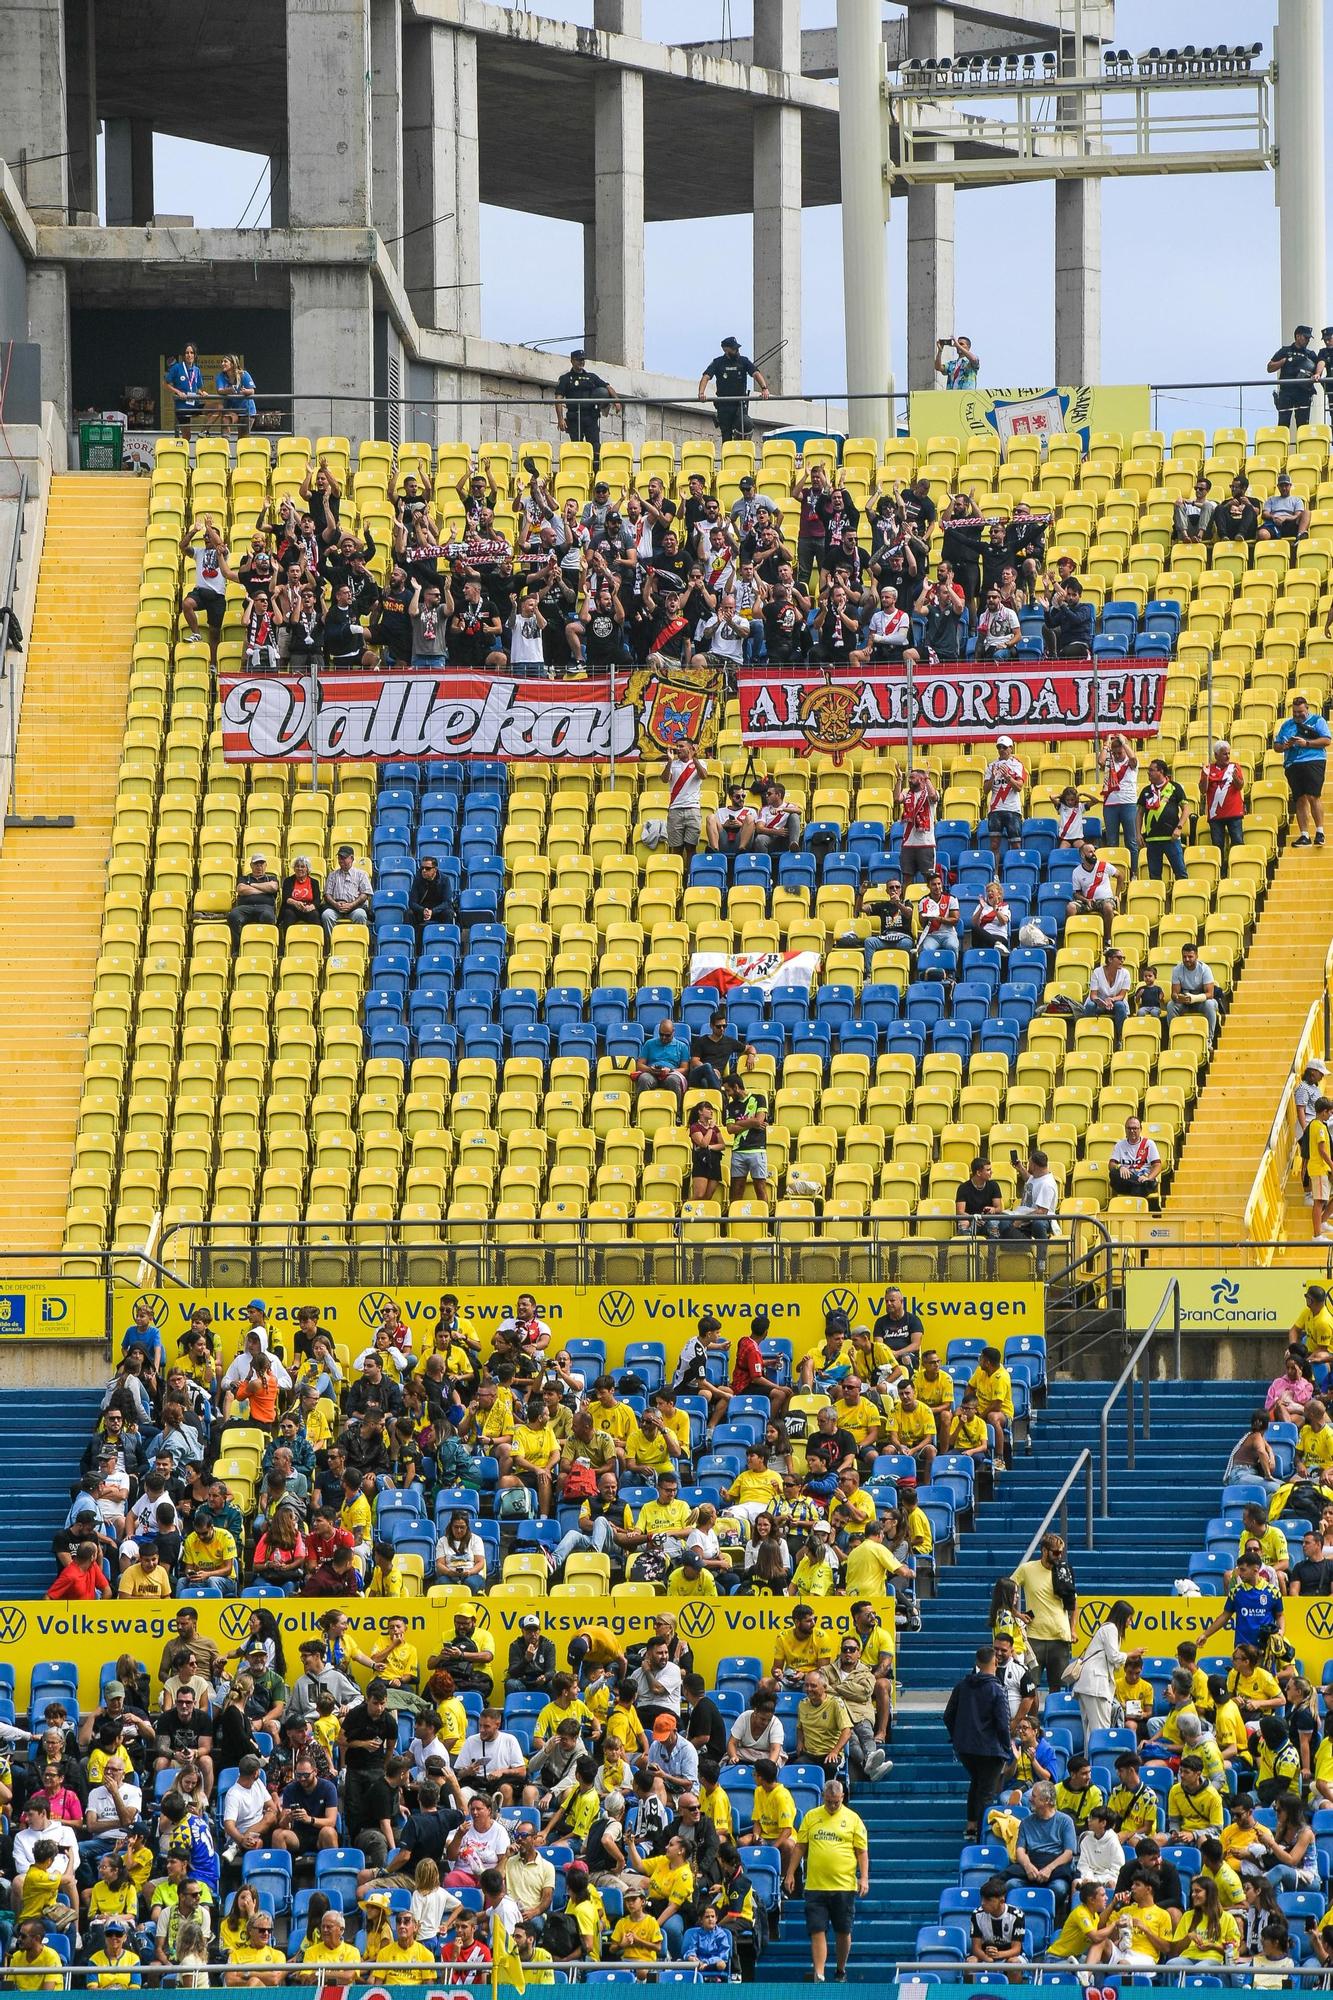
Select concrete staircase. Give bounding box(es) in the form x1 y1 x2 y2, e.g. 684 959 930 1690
0 1386 107 1594
762 1375 1262 1979
0 474 148 1248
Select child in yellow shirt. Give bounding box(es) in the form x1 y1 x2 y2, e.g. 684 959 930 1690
312 1688 342 1766
611 1890 664 1964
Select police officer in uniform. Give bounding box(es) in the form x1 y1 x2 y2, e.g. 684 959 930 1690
698 336 770 441
1318 326 1333 421
1268 324 1322 433
554 349 620 469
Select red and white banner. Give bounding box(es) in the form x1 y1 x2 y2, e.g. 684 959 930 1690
737 661 1166 753
688 951 821 996
218 669 721 763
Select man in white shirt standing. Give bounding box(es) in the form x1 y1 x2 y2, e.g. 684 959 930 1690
1067 840 1119 942
1108 1117 1161 1201
1082 946 1132 1038
664 737 707 860
982 734 1027 873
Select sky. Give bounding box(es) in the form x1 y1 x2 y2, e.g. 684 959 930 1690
125 0 1321 436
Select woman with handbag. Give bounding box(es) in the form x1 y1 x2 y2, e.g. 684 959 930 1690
1069 1599 1134 1742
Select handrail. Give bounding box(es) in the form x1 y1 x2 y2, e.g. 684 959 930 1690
1018 1446 1094 1564
0 466 28 821
1098 1276 1180 1518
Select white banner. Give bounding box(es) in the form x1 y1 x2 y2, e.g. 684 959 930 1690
688 951 821 995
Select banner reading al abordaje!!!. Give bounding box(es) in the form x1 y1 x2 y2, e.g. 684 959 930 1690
219 665 722 763
738 661 1167 754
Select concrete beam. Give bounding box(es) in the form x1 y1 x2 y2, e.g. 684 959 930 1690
285 0 372 229
906 4 954 392
1 0 69 220
584 0 644 373
104 118 154 228
64 0 97 222
752 0 802 397
1054 177 1100 382
370 0 404 265
402 21 481 336
685 15 1060 77
291 265 375 444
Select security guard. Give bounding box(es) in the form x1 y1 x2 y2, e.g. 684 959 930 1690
554 348 620 468
1268 324 1322 432
698 336 770 441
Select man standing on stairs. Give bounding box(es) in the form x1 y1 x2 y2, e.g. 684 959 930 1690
1306 1098 1333 1243
1276 695 1330 847
786 1777 868 1983
943 1644 1015 1842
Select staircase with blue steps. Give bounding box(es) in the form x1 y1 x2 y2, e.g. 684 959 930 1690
761 1375 1263 1980
0 1386 106 1595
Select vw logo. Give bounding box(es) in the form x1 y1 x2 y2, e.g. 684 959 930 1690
822 1287 858 1319
0 1606 28 1644
1305 1598 1333 1640
133 1293 169 1326
598 1291 635 1328
219 1603 253 1643
359 1292 396 1328
675 1601 716 1640
1077 1600 1111 1640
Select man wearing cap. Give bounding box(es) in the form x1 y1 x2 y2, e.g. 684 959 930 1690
425 1608 494 1699
322 845 372 935
644 1711 699 1798
982 735 1027 872
698 337 770 441
1268 324 1322 434
505 1615 556 1695
223 1753 277 1860
1290 1280 1333 1355
1260 469 1311 541
1296 1060 1329 1198
227 852 280 953
86 1914 141 1986
554 350 620 468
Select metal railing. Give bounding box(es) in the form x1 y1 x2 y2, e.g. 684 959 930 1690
153 1210 1115 1296
1019 1444 1095 1558
0 466 27 821
1098 1275 1179 1517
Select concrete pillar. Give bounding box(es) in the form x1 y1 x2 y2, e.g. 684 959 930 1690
752 0 802 398
104 118 155 228
906 4 954 395
836 0 893 438
291 267 374 445
1276 0 1327 339
1054 178 1101 384
584 0 644 370
370 0 404 269
402 23 481 337
2 0 69 219
64 0 97 222
285 0 372 229
27 265 70 431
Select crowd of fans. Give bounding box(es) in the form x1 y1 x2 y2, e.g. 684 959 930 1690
8 1295 1006 1981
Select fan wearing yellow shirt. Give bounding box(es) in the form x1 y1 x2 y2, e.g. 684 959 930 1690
339 1476 374 1553
829 1465 878 1541
1298 1399 1333 1474
499 1396 560 1512
535 1673 599 1747
1167 1757 1224 1844
86 1926 141 1990
790 1529 840 1598
1055 1757 1105 1834
786 1778 870 1983
884 1382 938 1478
833 1378 885 1454
7 1919 65 1992
589 1375 638 1447
843 1518 911 1601
950 1391 992 1467
1106 1753 1161 1840
624 1477 694 1571
1230 1504 1289 1583
365 1544 408 1598
669 1552 719 1596
604 1686 649 1760
225 1911 286 1986
1046 1883 1115 1964
380 1911 436 1983
1115 1654 1156 1734
914 1351 956 1451
625 1414 678 1480
610 1889 664 1964
1197 1839 1244 1910
725 1448 785 1525
297 1910 362 1978
180 1513 238 1585
1169 1877 1241 1962
745 1757 798 1871
969 1348 1015 1468
630 1836 696 1956
697 1772 735 1841
772 1604 837 1685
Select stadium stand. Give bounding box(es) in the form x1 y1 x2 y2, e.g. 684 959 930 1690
50 422 1333 1277
8 417 1333 1988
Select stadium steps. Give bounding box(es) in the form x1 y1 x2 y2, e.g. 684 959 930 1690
0 1385 107 1594
0 474 149 1248
1165 768 1333 1257
787 1376 1260 1980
